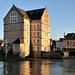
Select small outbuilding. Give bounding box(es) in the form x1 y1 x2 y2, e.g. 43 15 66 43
13 38 25 58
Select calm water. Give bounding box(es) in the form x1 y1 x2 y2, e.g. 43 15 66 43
0 57 75 75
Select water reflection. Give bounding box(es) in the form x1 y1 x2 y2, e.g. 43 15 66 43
20 61 30 75
0 58 75 75
0 62 4 75
41 60 51 75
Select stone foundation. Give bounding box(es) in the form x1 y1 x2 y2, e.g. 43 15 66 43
34 51 41 58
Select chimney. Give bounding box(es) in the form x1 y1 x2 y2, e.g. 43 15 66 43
45 6 47 8
64 32 65 37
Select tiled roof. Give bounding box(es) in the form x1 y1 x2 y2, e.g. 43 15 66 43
26 8 45 20
12 38 24 44
64 33 75 40
13 4 45 20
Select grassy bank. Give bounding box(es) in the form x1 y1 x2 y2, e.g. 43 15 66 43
0 51 34 61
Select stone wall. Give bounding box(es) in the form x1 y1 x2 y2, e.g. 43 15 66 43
41 52 69 59
34 51 41 58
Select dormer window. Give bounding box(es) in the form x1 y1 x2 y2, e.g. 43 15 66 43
10 11 17 23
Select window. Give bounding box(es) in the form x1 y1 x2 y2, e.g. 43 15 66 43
37 39 39 44
47 47 49 51
47 26 48 30
27 24 29 29
44 17 48 23
70 41 72 45
45 14 48 18
10 11 17 23
47 40 48 44
26 39 29 44
45 14 48 24
33 25 35 29
44 25 46 30
33 47 35 51
37 32 40 36
37 47 39 51
73 42 75 46
44 32 46 37
37 25 39 29
33 32 36 36
47 33 48 37
44 40 46 44
26 32 29 36
46 26 47 30
44 47 46 51
33 39 35 43
67 41 69 45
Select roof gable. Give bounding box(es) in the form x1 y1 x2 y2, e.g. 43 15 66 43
13 5 29 20
12 38 24 44
4 4 46 20
4 4 29 20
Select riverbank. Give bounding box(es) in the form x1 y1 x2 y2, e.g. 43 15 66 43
0 51 35 61
0 56 36 61
41 51 69 59
0 50 69 61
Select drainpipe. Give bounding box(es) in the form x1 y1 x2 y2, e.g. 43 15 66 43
5 36 7 58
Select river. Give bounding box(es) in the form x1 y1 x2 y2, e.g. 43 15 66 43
0 57 75 75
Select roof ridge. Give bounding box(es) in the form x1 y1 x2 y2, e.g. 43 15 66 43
26 8 45 12
13 4 45 13
15 6 26 12
12 37 24 44
13 5 30 19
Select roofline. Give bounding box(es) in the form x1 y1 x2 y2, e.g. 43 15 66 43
4 4 24 19
4 4 30 20
26 8 45 12
63 39 75 40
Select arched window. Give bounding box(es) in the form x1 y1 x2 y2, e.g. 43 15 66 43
10 11 17 23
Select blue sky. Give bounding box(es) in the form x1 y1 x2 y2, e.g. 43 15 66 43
0 0 75 40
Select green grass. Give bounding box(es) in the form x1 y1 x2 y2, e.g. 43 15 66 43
0 52 31 61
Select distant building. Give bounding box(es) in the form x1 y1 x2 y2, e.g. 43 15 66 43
63 33 75 49
50 39 56 50
4 4 50 57
50 39 57 50
0 40 3 51
0 40 3 46
50 38 63 50
56 40 63 50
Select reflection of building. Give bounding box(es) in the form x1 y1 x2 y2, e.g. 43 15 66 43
41 60 51 75
20 61 30 75
4 61 31 75
31 61 41 75
3 60 51 75
4 61 20 75
4 4 50 57
30 60 51 75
